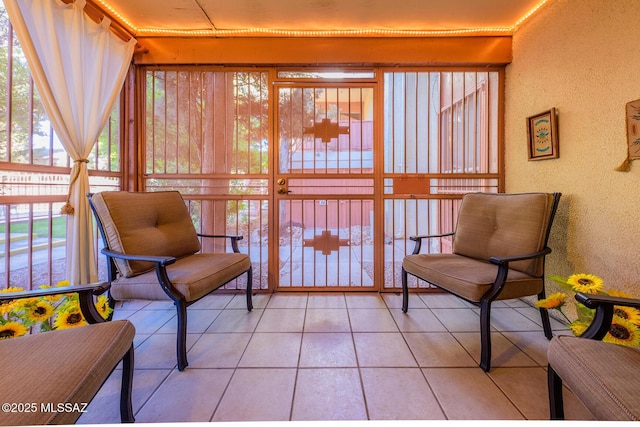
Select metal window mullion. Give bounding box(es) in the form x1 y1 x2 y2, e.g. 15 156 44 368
26 207 33 289
46 204 54 286
3 208 10 288
485 75 496 176
334 198 339 287
199 71 205 174
234 73 239 175
175 72 180 174
163 72 168 174
451 77 456 173
461 73 467 174
186 72 192 174
6 21 13 163
426 72 431 174
414 72 420 175
28 76 34 164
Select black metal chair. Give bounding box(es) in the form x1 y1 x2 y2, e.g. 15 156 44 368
548 292 640 420
402 192 561 371
88 190 253 371
0 282 135 424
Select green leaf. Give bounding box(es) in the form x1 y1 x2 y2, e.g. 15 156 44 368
549 275 575 292
576 303 595 323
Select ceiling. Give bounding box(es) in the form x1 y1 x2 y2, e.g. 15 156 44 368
95 0 550 37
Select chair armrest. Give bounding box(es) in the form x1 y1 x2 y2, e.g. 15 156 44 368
197 233 244 253
0 282 110 324
101 248 185 301
576 293 640 309
408 232 455 255
101 248 176 267
489 247 552 265
575 292 640 340
483 248 552 301
0 282 110 301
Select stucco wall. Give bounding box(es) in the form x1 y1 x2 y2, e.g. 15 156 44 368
505 0 640 307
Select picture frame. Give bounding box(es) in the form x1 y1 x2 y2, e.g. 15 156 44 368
625 98 640 160
527 108 559 161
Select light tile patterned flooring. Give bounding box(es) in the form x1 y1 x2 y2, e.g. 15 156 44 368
78 292 594 423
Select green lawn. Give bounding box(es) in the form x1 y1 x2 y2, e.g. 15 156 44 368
0 216 67 239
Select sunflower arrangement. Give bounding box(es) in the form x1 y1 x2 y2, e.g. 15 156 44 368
536 273 640 348
0 280 113 340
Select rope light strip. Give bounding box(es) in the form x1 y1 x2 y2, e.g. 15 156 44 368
93 0 551 37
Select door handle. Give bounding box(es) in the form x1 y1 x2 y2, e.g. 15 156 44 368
277 188 292 194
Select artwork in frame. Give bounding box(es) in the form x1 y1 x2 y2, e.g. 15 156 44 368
527 108 559 161
625 98 640 160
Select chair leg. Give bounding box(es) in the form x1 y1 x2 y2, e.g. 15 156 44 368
479 299 492 371
540 307 553 339
120 345 135 423
401 267 409 313
548 365 565 420
537 292 554 339
246 266 253 312
175 301 189 371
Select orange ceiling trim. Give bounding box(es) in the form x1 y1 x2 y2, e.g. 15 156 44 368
132 36 512 66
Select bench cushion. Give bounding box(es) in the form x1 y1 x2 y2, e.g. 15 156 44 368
91 191 201 278
111 253 251 302
453 192 555 276
0 320 135 425
402 253 543 301
548 334 640 421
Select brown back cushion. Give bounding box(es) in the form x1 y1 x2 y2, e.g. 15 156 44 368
452 192 555 277
91 191 201 278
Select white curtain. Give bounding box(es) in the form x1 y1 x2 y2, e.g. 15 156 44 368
4 0 136 285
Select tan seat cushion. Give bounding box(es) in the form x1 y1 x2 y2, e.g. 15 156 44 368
0 320 135 426
111 253 251 302
91 191 201 278
402 253 543 302
548 334 640 421
453 192 555 276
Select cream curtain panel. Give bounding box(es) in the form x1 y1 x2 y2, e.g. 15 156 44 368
4 0 135 285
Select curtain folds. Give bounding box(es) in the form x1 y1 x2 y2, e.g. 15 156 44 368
4 0 136 285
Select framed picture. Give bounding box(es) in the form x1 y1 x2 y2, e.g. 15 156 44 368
527 108 559 161
625 99 640 160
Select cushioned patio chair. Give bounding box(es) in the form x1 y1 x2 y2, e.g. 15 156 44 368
88 191 253 371
402 192 561 371
548 292 640 420
0 282 135 425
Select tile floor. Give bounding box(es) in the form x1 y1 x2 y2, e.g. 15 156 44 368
78 292 595 423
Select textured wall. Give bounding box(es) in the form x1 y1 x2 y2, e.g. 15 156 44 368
505 0 640 305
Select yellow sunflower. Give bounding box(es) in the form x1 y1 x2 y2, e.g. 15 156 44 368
95 295 113 320
612 305 640 326
55 280 70 287
567 273 604 294
0 287 25 315
568 320 590 336
24 300 55 323
53 310 87 330
606 289 635 299
0 321 28 339
604 316 640 348
535 292 567 310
